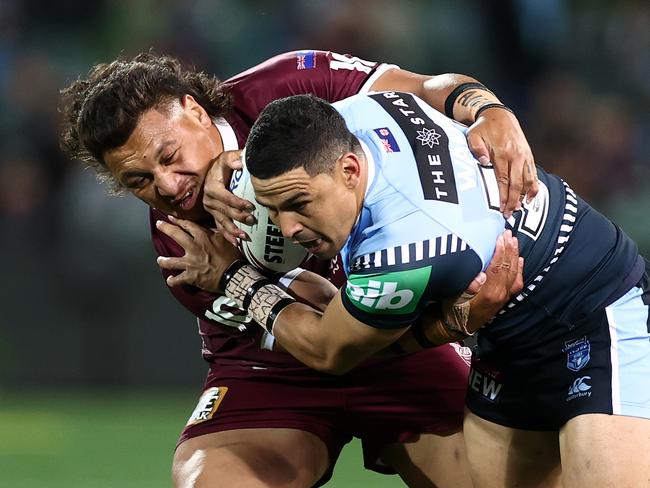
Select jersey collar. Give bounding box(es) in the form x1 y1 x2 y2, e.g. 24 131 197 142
213 117 239 151
359 138 376 199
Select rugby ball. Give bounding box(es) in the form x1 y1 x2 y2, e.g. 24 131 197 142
228 151 309 274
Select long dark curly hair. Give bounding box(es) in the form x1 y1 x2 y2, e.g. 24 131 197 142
60 51 232 193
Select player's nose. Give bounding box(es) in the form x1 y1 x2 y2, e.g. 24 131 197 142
277 213 303 240
155 171 181 198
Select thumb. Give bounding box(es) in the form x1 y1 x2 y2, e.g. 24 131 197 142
463 271 487 298
226 154 243 170
220 149 243 170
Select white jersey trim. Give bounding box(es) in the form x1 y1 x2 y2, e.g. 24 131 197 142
358 64 399 94
606 305 622 414
213 117 239 151
359 139 376 200
278 267 306 290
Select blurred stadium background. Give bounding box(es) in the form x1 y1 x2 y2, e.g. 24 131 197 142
1 0 648 486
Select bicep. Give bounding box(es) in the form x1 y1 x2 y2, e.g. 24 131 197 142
370 67 429 95
369 69 466 113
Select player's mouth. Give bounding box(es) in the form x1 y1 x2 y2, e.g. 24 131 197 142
298 238 323 254
174 188 198 211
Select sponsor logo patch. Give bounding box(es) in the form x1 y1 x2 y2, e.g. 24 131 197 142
566 376 592 402
205 296 251 330
450 342 472 366
415 127 442 148
563 336 591 372
369 92 458 204
373 127 401 152
345 267 430 315
468 360 503 402
186 387 228 426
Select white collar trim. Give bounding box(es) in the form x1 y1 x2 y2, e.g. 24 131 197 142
213 117 239 151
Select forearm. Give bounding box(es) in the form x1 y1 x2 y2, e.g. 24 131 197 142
398 306 468 351
221 261 401 374
424 74 507 125
271 302 353 373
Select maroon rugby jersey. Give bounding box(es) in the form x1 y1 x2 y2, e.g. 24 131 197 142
150 50 396 366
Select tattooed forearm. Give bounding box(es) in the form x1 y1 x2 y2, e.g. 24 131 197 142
458 90 496 109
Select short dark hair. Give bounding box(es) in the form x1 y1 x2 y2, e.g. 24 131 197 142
60 51 231 193
245 94 359 180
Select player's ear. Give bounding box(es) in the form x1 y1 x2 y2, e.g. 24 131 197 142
181 94 212 128
339 152 362 189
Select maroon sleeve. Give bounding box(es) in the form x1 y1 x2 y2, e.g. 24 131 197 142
225 50 393 125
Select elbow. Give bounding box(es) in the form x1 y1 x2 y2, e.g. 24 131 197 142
311 350 359 376
317 360 354 376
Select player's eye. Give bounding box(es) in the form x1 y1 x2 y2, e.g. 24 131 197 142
292 201 309 213
125 176 150 189
162 149 178 165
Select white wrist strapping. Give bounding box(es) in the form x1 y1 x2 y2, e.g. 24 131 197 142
221 261 295 333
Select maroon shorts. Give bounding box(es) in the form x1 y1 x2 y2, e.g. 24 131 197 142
178 344 470 485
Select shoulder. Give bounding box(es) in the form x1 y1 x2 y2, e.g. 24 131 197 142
223 50 392 106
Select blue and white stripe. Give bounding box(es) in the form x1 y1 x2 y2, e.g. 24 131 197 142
350 233 470 272
498 182 578 315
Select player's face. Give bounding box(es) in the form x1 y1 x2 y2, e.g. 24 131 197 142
252 162 361 260
103 96 223 221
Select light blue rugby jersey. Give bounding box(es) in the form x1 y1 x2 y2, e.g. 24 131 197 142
334 91 570 329
332 91 642 334
334 91 506 328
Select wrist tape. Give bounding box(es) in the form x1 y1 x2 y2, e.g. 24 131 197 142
474 103 514 119
444 82 495 119
427 319 470 344
221 260 295 334
441 292 475 337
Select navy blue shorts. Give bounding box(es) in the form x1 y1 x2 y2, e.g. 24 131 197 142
467 264 650 430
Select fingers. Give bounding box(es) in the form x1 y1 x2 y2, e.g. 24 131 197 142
523 159 539 204
203 183 255 241
165 270 189 288
167 215 203 238
505 156 525 216
210 188 255 215
204 185 255 218
500 230 523 297
204 149 252 235
467 133 491 167
155 219 194 247
156 255 185 271
486 232 506 277
503 231 519 279
205 204 249 243
221 149 243 170
466 110 537 218
511 257 525 295
464 272 487 297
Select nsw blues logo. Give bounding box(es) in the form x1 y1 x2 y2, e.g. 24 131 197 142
563 337 591 372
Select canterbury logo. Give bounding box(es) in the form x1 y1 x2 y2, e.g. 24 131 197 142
568 376 592 395
347 280 414 309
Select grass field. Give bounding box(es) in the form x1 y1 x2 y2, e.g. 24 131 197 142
0 390 403 487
